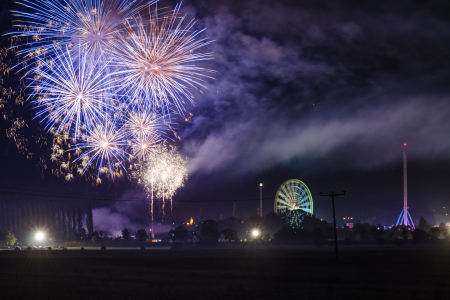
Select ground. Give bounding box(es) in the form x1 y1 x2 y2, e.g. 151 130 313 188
1 244 450 299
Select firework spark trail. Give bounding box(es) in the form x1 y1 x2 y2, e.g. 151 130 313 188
110 4 214 116
133 144 187 222
162 192 165 221
31 46 115 137
10 0 155 61
151 182 154 233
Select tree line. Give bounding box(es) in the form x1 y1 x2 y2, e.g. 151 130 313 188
0 202 94 244
164 214 450 247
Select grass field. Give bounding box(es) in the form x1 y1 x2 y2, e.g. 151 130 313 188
1 245 450 299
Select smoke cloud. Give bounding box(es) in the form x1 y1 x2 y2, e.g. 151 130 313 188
177 0 450 178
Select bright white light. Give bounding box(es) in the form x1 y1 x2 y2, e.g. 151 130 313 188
35 232 44 241
252 229 259 237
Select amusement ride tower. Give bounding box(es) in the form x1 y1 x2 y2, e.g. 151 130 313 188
396 143 415 227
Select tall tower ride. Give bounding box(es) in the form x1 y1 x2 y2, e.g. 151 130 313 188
396 143 415 228
403 146 408 225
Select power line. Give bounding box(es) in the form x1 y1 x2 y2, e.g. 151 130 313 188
0 186 445 216
0 186 274 203
346 193 439 214
344 192 441 216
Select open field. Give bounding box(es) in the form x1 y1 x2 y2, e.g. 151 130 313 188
1 245 450 299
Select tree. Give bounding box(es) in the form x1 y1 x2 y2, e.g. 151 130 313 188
353 223 374 240
284 210 307 229
412 228 429 242
199 220 220 244
86 203 94 237
67 209 73 241
371 224 385 239
122 228 131 241
221 228 239 242
217 216 245 237
188 230 197 243
0 203 5 232
77 207 83 237
263 212 287 235
401 227 412 239
1 230 17 246
61 210 67 241
417 215 430 233
273 227 310 242
430 227 441 239
136 229 148 242
301 214 328 231
51 205 57 238
72 207 77 240
79 228 87 241
337 225 352 240
169 225 189 243
311 227 325 246
439 222 448 239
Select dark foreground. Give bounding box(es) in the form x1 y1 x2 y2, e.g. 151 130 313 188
1 245 450 300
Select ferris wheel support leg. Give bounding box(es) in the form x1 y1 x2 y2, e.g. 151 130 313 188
407 211 415 228
396 208 404 226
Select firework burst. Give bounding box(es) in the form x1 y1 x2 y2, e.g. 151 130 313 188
124 110 170 140
110 5 214 115
11 0 154 60
31 46 115 136
7 0 212 182
75 121 129 177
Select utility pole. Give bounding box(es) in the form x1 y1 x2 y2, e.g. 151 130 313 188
319 191 346 259
259 183 263 217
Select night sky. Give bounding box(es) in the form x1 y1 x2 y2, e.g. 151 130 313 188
1 0 450 232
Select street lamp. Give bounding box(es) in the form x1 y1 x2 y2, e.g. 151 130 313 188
35 232 44 242
252 229 259 239
259 183 263 217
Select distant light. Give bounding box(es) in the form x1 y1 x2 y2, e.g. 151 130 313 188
404 143 407 146
260 183 263 187
252 229 259 237
35 232 44 241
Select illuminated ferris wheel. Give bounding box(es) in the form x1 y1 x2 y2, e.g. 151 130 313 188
274 179 313 215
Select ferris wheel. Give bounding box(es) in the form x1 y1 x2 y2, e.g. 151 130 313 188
274 179 313 215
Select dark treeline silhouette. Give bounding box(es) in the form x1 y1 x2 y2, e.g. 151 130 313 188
0 202 92 243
